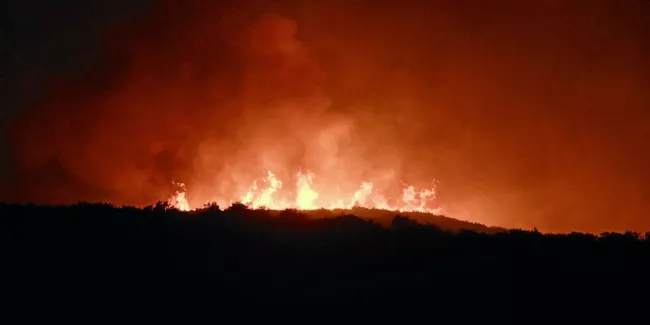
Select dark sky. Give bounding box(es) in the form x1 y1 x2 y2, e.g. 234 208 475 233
2 0 152 173
2 0 650 233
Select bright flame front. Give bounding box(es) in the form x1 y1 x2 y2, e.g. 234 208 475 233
168 170 442 214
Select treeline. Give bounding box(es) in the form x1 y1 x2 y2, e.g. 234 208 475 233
1 202 649 303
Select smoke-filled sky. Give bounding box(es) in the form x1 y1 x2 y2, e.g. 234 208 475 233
2 0 650 233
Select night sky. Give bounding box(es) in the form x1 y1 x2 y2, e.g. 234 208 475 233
2 0 151 174
2 0 650 233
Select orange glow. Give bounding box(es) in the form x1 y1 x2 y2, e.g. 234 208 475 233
5 1 650 234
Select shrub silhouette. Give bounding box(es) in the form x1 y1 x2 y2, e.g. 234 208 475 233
1 202 648 303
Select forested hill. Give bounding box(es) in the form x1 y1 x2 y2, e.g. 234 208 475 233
1 202 648 304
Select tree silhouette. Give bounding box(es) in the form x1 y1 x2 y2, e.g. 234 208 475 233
1 201 648 304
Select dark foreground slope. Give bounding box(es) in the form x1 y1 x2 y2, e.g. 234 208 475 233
1 202 649 304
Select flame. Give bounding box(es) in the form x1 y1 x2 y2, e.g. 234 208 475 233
169 181 191 211
168 170 442 214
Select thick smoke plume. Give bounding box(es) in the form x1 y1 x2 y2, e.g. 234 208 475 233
4 0 650 233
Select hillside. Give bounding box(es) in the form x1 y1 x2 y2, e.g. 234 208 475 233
1 202 648 304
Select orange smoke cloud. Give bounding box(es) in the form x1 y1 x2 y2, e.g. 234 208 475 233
6 2 441 216
5 0 650 233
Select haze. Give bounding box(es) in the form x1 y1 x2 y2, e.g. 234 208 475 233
3 0 650 233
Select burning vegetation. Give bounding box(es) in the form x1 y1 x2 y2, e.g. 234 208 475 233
5 1 650 233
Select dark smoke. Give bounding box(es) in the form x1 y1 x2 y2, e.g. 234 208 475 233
4 0 650 233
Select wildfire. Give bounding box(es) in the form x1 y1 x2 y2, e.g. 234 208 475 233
168 170 442 214
169 181 191 211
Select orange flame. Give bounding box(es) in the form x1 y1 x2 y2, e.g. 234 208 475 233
169 181 191 211
168 170 442 214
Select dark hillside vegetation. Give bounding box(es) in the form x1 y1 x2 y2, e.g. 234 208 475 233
1 202 649 304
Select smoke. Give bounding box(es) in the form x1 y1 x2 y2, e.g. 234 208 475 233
5 0 650 233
